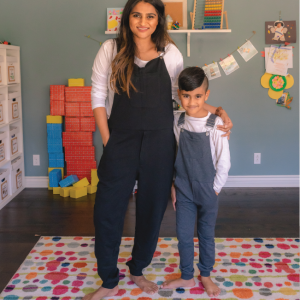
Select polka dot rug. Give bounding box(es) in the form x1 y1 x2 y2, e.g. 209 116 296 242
0 237 299 300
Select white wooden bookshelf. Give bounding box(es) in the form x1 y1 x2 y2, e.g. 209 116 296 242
0 44 25 210
105 29 232 57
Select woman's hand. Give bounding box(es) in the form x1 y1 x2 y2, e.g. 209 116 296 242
171 184 176 211
217 110 233 140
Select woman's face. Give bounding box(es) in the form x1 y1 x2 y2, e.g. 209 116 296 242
129 1 159 40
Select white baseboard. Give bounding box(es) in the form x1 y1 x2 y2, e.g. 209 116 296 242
25 175 299 188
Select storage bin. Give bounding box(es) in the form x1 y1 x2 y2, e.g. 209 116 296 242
10 126 20 156
0 168 10 201
8 91 20 122
11 156 23 194
0 131 7 163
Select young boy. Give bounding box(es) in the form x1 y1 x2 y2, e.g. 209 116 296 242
161 67 230 297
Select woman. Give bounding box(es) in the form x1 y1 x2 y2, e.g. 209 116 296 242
85 1 232 299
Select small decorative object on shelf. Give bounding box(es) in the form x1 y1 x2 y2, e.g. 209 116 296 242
166 14 173 30
172 21 180 30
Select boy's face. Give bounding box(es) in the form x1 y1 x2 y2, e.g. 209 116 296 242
178 85 210 118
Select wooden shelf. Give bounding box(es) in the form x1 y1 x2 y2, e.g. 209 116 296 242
0 44 25 210
105 29 232 57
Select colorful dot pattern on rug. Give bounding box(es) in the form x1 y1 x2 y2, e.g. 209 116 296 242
0 237 299 300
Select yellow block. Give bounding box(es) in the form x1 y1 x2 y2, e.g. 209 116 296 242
73 177 89 188
60 187 73 197
53 187 61 195
70 187 87 199
87 185 97 194
46 115 63 124
91 169 99 187
68 78 85 87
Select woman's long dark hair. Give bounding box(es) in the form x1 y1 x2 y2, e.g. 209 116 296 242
110 0 175 97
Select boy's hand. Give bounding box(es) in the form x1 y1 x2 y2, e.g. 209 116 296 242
171 184 176 211
215 191 219 196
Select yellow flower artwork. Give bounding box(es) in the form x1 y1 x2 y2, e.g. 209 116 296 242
261 72 294 99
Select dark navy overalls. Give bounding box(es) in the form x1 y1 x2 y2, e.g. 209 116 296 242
94 52 176 289
174 112 219 278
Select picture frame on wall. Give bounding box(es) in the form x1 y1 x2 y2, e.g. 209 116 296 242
162 0 187 29
8 66 15 83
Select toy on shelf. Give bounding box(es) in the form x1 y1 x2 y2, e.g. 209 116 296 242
192 0 228 30
166 15 173 30
171 21 180 30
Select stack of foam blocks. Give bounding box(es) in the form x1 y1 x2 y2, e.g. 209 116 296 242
47 80 98 198
63 85 97 181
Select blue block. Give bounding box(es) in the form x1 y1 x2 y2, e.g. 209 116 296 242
49 169 62 187
59 175 79 187
47 130 62 139
47 124 63 132
47 138 62 146
49 159 64 168
48 144 63 153
49 153 64 160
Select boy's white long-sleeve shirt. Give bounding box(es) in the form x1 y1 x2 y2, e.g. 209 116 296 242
173 111 231 193
91 39 184 116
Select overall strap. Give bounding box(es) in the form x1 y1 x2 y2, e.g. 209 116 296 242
206 113 217 129
177 112 186 127
205 114 217 135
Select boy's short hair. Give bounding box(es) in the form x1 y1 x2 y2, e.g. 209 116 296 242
178 67 209 92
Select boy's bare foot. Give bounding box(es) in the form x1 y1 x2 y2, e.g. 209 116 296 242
82 286 119 300
161 278 195 289
130 274 158 295
201 276 220 297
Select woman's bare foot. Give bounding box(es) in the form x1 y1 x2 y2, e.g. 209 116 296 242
161 278 195 289
201 276 220 297
130 274 158 295
82 286 119 300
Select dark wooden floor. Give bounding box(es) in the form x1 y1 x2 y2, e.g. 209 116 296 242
0 187 299 292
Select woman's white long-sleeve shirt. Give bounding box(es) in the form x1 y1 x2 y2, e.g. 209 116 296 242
91 39 184 117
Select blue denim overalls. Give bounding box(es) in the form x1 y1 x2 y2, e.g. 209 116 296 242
174 112 219 278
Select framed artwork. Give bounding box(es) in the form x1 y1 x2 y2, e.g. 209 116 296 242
219 55 239 76
0 143 5 162
162 0 187 29
1 180 8 200
265 20 296 44
237 40 258 62
11 137 18 155
8 66 15 83
107 8 124 32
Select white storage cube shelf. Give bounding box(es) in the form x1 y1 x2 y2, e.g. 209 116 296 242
0 45 25 210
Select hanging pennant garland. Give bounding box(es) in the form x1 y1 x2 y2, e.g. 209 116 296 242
202 31 258 79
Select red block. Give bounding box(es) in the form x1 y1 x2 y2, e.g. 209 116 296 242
80 103 93 117
50 85 65 101
65 87 92 102
50 101 65 116
65 117 80 131
66 170 91 181
65 146 95 161
81 117 96 132
67 160 97 170
65 103 80 117
63 132 93 146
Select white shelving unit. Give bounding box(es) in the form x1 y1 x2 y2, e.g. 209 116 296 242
105 29 232 57
0 44 25 210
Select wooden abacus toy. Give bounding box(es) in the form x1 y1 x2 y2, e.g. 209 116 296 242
192 0 228 30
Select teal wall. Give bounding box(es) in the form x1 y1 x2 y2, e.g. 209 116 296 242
0 0 299 176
